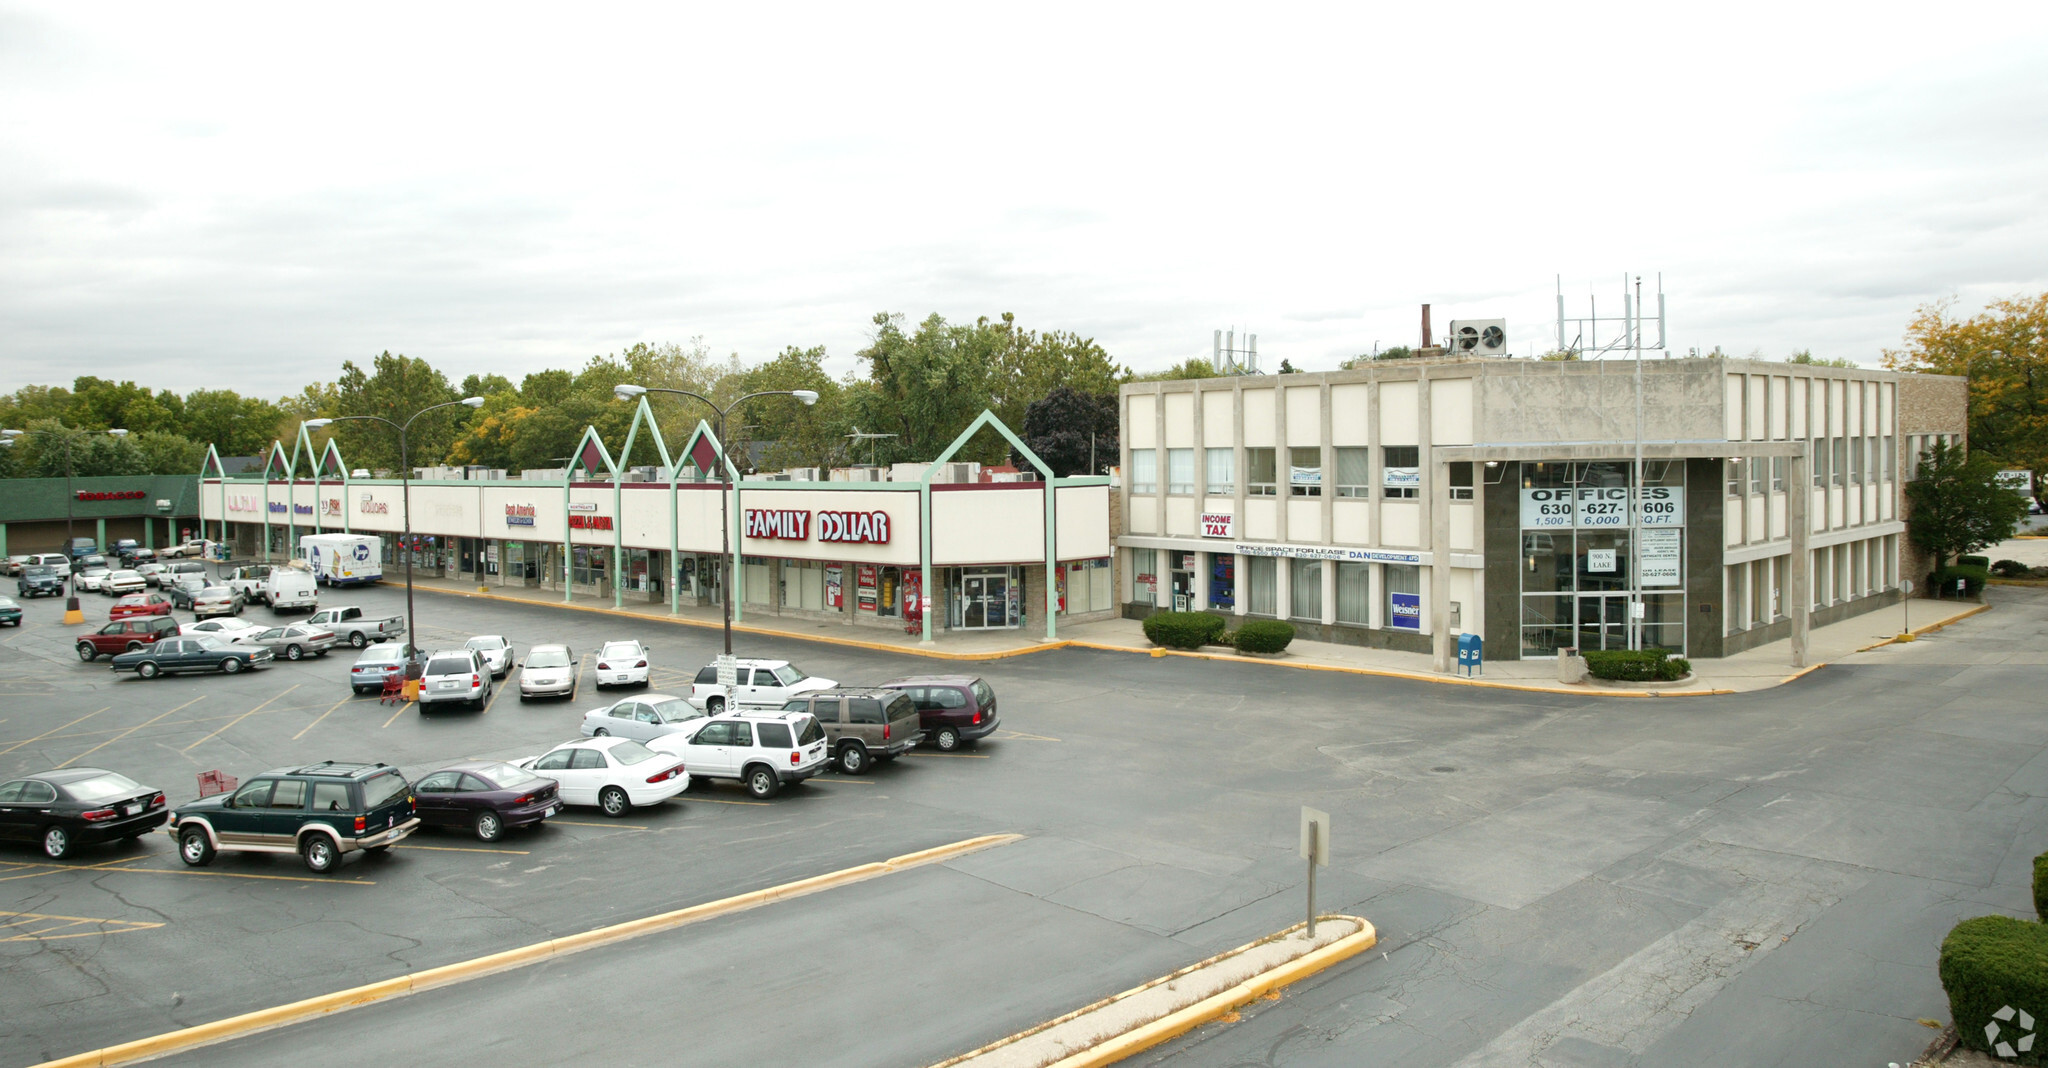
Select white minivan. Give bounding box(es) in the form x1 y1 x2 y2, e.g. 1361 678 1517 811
264 567 318 613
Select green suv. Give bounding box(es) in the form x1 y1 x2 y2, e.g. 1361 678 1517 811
169 761 419 873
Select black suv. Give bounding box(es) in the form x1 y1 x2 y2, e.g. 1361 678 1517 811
17 566 62 598
169 761 418 873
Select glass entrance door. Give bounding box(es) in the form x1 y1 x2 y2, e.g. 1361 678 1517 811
959 571 1012 629
1574 594 1630 651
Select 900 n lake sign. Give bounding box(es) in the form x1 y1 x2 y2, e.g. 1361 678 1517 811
1520 486 1685 530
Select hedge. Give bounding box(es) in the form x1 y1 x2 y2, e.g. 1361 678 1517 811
1141 611 1226 650
2037 851 2047 923
1934 564 1991 597
1232 620 1295 654
1993 559 2033 578
1582 648 1691 682
1939 914 2048 1064
1960 554 1992 569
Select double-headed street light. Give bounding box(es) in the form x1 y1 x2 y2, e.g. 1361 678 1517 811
304 397 485 667
611 384 818 655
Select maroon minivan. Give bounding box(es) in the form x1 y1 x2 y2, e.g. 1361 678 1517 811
877 675 999 752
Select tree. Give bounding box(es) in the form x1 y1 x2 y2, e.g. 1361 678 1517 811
1278 358 1300 374
1013 387 1117 477
332 352 462 472
182 389 288 457
849 313 998 464
134 431 206 474
1904 439 2028 573
10 422 149 478
1132 358 1219 382
1786 349 1857 368
1884 293 2048 483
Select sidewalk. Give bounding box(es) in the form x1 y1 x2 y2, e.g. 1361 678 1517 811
396 572 1988 698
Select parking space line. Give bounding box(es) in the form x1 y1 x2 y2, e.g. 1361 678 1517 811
811 777 877 785
551 819 649 829
0 855 158 882
92 865 376 885
570 653 588 700
182 684 301 753
394 844 531 855
0 707 110 756
480 678 507 715
292 693 356 741
688 796 773 806
380 698 416 729
905 751 991 759
0 910 165 942
58 697 204 768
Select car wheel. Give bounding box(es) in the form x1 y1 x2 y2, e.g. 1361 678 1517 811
837 743 870 775
220 657 243 674
934 726 962 752
178 827 214 867
76 642 96 662
349 632 366 649
126 641 144 652
745 765 781 800
708 697 725 714
42 825 72 860
300 835 338 873
599 786 630 818
285 644 303 661
473 811 504 842
137 661 160 679
592 727 608 736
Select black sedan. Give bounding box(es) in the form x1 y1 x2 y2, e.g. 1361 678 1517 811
411 761 561 842
164 575 209 610
111 635 274 678
0 768 168 859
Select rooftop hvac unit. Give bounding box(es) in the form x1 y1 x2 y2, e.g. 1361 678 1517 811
935 462 980 484
782 467 821 482
1448 319 1508 356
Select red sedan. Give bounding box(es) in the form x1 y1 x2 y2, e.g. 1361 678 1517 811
109 593 175 620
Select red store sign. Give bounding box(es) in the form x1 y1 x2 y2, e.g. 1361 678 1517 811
568 514 614 531
76 490 147 501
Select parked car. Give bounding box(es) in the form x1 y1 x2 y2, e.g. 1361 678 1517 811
410 761 560 841
581 694 705 742
465 635 513 678
110 538 139 560
26 553 71 578
0 596 19 627
264 567 318 613
109 592 175 619
76 616 182 660
102 569 146 597
879 675 1002 752
116 545 154 567
17 566 64 598
111 634 273 678
593 640 649 688
517 643 576 701
164 574 209 609
65 538 99 561
180 617 265 641
224 565 272 604
2 555 29 576
0 768 168 859
73 566 112 593
784 687 924 774
156 538 214 560
349 642 416 695
688 657 835 714
136 562 169 587
417 648 492 710
517 737 687 818
168 760 418 873
162 560 209 583
77 554 109 573
234 623 340 661
650 710 828 799
191 586 241 619
304 606 406 649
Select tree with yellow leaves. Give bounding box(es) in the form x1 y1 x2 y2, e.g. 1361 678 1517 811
1883 293 2048 496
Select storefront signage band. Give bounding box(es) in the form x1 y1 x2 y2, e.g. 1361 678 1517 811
268 501 287 514
75 490 147 501
1519 487 1685 530
567 501 599 513
568 514 613 530
1231 542 1421 564
743 508 890 545
504 503 537 527
359 493 389 515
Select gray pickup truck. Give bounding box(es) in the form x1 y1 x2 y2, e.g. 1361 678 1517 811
303 606 407 649
781 687 925 774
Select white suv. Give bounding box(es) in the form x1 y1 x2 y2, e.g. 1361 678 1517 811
417 648 492 711
651 710 828 799
688 658 835 714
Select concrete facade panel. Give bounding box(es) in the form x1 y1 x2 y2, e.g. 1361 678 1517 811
1126 396 1156 449
1166 496 1198 538
1430 378 1474 445
1382 501 1420 546
1245 498 1276 540
1163 392 1194 448
1242 388 1275 447
1379 382 1418 445
1334 501 1369 545
1285 387 1321 447
1331 384 1370 445
934 490 1040 565
1055 486 1111 560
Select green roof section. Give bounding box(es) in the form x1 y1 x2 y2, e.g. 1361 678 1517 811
0 475 203 523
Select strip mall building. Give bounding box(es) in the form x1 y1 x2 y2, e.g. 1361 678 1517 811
199 412 1115 643
1116 357 1967 668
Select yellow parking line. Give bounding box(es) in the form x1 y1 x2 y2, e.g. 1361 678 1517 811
395 844 530 855
688 796 772 806
571 653 588 700
480 678 507 715
811 777 877 785
0 708 109 756
59 697 205 768
182 684 301 753
292 693 356 741
0 856 153 882
905 751 990 759
551 819 650 829
93 866 375 885
380 698 416 729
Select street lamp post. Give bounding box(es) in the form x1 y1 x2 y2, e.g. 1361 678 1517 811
611 385 818 655
305 399 484 667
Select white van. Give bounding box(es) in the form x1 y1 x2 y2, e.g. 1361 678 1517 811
27 553 71 578
264 565 319 613
299 534 382 586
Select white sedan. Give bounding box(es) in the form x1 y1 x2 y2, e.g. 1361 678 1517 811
593 640 649 688
517 737 687 818
180 617 265 640
103 570 147 596
580 694 704 742
465 635 513 678
74 566 112 592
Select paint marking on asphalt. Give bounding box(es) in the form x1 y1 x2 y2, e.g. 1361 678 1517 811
182 684 301 753
380 697 417 729
996 729 1061 742
480 678 507 715
57 697 204 768
0 910 165 942
0 707 110 756
905 751 991 759
550 819 650 830
811 777 878 785
686 796 772 806
91 862 375 885
570 653 589 700
0 855 160 882
394 844 531 855
292 693 356 741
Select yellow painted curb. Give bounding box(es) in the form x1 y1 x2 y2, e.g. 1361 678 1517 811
40 833 1023 1068
1854 602 1991 653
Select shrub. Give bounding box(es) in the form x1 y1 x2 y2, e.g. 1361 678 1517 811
1959 554 1992 569
1141 611 1226 650
1582 649 1691 682
1232 620 1295 654
1992 559 2032 578
1933 564 1991 597
1939 915 2048 1064
2036 851 2047 923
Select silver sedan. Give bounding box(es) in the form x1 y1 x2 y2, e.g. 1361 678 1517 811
465 635 514 678
233 623 340 661
579 694 705 742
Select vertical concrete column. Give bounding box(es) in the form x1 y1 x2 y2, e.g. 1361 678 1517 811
0 522 7 557
1274 554 1290 620
1366 379 1382 549
1431 457 1453 673
1788 451 1810 667
1232 381 1246 546
1320 556 1336 626
1320 380 1335 545
1417 369 1433 556
1273 384 1289 543
1233 553 1248 618
1369 562 1385 628
96 518 107 551
1153 388 1167 541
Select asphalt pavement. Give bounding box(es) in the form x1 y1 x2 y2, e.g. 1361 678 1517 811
0 577 2041 1067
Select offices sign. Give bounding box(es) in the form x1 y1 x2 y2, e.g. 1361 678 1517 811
359 493 389 515
1519 487 1685 530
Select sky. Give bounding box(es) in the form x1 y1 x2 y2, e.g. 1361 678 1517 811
4 3 2046 399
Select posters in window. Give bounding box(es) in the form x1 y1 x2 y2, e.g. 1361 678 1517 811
1520 486 1685 529
1640 529 1682 587
1390 592 1421 629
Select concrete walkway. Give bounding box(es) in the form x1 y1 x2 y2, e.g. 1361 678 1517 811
380 569 1988 698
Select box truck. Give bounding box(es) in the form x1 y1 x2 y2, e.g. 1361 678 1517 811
298 533 383 587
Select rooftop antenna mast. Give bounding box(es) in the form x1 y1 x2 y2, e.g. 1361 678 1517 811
845 426 898 467
1213 328 1261 375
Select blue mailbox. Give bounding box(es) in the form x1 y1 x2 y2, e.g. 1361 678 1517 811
1456 632 1483 676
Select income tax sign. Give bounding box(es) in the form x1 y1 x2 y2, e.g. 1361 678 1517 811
1520 486 1685 530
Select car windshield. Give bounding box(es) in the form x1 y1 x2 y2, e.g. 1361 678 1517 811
775 665 807 685
600 642 640 659
526 648 570 669
83 567 108 576
362 770 408 808
478 763 542 788
426 657 474 676
25 568 53 577
466 636 507 651
64 772 144 802
609 740 657 766
649 698 700 722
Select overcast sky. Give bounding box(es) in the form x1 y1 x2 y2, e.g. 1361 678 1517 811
4 4 2046 399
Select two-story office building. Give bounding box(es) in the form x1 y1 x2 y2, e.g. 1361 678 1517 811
1116 357 1966 669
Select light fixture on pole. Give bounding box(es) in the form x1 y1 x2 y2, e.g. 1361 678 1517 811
611 384 818 657
304 397 484 668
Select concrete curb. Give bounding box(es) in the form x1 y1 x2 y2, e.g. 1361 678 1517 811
930 915 1379 1068
42 833 1022 1068
1852 602 1992 653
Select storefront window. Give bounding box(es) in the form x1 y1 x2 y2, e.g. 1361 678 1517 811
1384 564 1421 630
1289 558 1322 619
1245 557 1277 616
1334 562 1369 624
1059 559 1114 615
1130 549 1157 607
1208 553 1235 610
1516 460 1688 657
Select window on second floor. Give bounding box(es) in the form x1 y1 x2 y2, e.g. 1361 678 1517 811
1335 447 1370 498
1246 448 1277 496
1288 447 1321 497
1166 448 1194 495
1383 446 1419 499
1130 449 1156 494
1205 448 1233 496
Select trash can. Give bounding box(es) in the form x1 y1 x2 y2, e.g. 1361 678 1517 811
1456 633 1483 677
1557 646 1588 684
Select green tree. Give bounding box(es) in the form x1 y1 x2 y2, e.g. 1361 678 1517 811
332 352 462 472
1013 387 1117 476
182 389 289 457
849 313 998 464
1278 358 1300 374
1905 439 2029 573
1132 357 1219 382
1884 292 2048 489
11 421 150 478
1786 349 1857 368
133 430 206 474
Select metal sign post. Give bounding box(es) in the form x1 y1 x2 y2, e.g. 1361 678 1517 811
1299 806 1330 937
1901 578 1913 637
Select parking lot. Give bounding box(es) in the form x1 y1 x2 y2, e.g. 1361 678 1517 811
2 577 2044 1067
